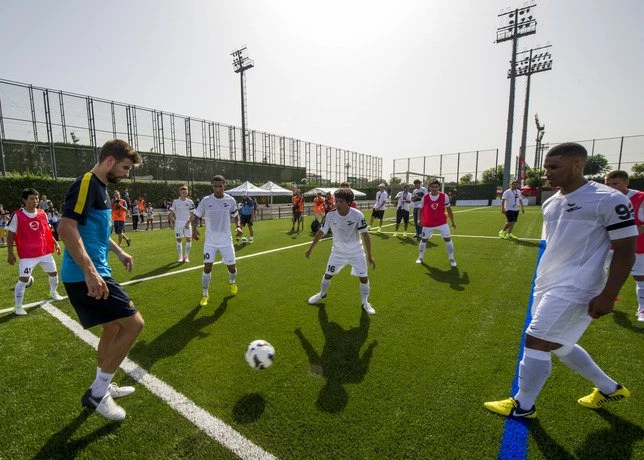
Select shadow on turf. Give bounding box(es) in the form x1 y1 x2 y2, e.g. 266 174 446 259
34 411 119 459
232 393 266 423
510 238 542 248
422 265 469 291
295 306 377 413
612 310 644 334
128 298 232 370
529 409 644 459
130 262 183 282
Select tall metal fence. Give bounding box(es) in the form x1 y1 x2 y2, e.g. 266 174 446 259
393 136 644 185
0 78 383 186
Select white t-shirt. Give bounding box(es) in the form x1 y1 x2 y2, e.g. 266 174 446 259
412 187 427 209
193 193 239 247
395 190 412 212
534 181 638 302
171 198 195 224
320 207 368 255
373 190 388 211
7 208 39 233
502 188 523 211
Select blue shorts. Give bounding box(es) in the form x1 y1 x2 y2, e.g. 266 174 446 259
113 220 125 234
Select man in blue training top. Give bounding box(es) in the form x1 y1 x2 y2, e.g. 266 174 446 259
239 193 257 243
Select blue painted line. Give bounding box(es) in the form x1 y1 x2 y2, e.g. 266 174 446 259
498 240 547 460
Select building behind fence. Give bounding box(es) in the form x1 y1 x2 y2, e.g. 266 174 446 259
0 78 383 187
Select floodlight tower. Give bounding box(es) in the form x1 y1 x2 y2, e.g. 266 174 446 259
512 44 552 184
231 47 254 162
496 4 537 189
534 113 546 168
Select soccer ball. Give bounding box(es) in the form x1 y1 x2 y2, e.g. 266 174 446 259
245 340 275 370
25 276 34 288
241 236 248 244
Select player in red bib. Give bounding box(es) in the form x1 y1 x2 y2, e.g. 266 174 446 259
605 170 644 322
416 179 457 267
6 188 63 315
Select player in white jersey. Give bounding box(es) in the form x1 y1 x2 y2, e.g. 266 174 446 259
499 180 525 239
368 183 388 233
485 142 637 419
306 188 376 314
192 175 242 306
168 185 195 263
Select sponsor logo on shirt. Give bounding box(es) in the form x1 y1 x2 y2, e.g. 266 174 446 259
566 203 581 213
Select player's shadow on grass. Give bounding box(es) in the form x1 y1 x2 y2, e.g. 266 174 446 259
130 262 182 282
423 265 469 291
612 310 644 334
34 411 119 459
511 239 542 248
576 408 644 459
129 298 232 370
295 306 377 413
529 419 575 460
232 393 266 423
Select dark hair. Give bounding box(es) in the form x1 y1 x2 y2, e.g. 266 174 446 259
546 142 587 160
22 188 39 200
212 175 226 184
98 139 141 164
340 181 350 188
413 179 421 184
334 187 354 203
605 170 628 181
428 179 441 187
179 185 189 191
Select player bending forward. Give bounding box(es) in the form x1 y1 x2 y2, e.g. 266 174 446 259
169 185 195 263
306 187 376 315
192 175 242 306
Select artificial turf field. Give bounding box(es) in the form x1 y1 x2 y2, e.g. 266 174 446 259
1 206 642 459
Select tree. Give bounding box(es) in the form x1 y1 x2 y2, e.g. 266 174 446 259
632 162 644 178
583 153 611 177
389 176 402 185
525 168 546 188
480 165 504 185
458 173 473 185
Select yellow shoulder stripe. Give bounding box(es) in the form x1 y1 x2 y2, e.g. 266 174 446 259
73 172 93 214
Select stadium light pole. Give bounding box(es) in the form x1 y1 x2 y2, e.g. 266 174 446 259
511 44 552 185
534 113 546 168
231 47 254 163
496 4 537 190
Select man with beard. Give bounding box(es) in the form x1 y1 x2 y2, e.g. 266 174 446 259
58 139 145 421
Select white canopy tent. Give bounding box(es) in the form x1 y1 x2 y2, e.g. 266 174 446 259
303 187 366 198
259 181 294 196
226 181 272 197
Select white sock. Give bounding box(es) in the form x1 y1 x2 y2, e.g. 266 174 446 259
176 242 183 259
96 367 102 380
514 348 551 409
359 281 370 305
418 241 426 259
14 280 27 307
90 370 115 398
636 280 644 313
250 236 254 241
201 272 211 297
228 269 237 284
555 344 618 394
48 274 59 295
446 241 455 259
185 243 191 258
320 277 331 296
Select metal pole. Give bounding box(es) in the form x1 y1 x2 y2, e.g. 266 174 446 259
240 72 247 163
502 12 519 190
617 136 624 170
519 51 532 187
0 92 5 176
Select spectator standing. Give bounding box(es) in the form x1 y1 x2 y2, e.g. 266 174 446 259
111 191 131 247
411 179 428 239
130 198 140 231
291 189 305 232
146 204 155 230
46 200 61 241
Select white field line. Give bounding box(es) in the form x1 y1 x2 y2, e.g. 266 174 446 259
40 301 276 460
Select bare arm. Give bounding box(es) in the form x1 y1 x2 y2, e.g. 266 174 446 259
588 236 636 319
109 238 133 272
361 232 376 269
57 217 109 299
305 230 325 258
501 198 507 213
6 230 16 265
446 206 456 229
168 209 175 226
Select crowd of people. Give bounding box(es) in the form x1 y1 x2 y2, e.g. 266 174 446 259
1 139 642 425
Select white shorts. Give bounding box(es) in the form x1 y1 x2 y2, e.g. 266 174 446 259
204 244 236 266
604 251 644 276
421 223 451 240
174 223 192 239
525 292 592 347
325 250 368 277
18 254 57 277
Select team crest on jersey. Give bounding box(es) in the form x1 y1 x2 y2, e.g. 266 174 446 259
431 203 439 210
29 221 40 230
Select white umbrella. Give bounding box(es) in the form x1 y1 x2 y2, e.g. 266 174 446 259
303 187 366 198
226 181 272 196
259 181 294 196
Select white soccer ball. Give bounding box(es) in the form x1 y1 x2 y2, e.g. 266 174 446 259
25 276 34 288
241 236 248 244
245 340 275 370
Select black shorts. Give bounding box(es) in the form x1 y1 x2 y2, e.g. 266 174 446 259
113 220 125 234
372 209 385 219
505 210 519 223
396 208 410 224
240 214 253 226
292 211 303 221
64 277 138 329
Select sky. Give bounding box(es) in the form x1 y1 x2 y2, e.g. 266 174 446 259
0 0 642 179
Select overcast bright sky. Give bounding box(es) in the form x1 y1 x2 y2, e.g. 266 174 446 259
0 0 642 178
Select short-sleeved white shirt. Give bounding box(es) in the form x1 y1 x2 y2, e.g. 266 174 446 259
373 191 388 211
320 208 368 255
502 188 523 211
534 181 637 302
193 193 239 247
170 198 195 224
395 190 412 212
6 208 38 233
412 187 427 209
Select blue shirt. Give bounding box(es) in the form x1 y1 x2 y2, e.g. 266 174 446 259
61 172 113 282
241 197 256 216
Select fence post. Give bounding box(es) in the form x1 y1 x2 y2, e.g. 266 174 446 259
617 136 624 170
